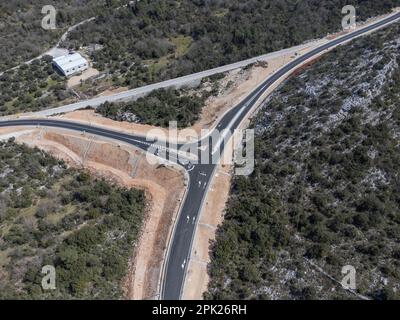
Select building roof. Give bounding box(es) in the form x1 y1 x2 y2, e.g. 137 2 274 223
53 53 87 72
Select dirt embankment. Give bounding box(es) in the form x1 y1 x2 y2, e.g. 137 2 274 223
13 128 186 300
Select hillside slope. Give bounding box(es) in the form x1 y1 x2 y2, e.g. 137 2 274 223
206 21 400 300
0 0 127 71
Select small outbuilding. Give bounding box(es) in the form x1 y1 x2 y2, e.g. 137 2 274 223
52 53 88 77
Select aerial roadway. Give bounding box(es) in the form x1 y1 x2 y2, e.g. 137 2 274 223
1 10 399 300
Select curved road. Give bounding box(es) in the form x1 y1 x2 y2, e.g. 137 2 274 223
1 11 399 300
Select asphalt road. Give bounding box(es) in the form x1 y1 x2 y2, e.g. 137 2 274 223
162 11 400 300
0 10 399 300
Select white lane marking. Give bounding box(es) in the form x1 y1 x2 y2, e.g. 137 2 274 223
211 87 263 155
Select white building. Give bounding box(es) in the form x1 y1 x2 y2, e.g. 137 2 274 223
52 53 88 77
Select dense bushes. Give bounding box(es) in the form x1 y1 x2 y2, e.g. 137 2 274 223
206 23 400 300
0 140 145 299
